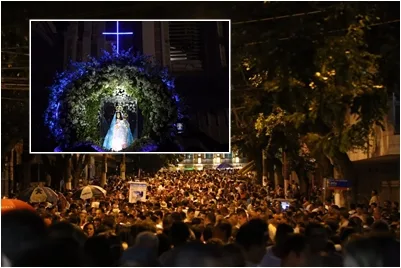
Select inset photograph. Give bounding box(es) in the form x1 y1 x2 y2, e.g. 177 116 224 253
30 20 230 153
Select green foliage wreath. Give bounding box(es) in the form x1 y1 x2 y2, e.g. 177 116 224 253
45 48 183 151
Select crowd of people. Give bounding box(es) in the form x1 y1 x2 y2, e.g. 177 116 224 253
2 170 400 266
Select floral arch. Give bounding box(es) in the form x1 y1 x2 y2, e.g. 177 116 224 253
45 48 184 152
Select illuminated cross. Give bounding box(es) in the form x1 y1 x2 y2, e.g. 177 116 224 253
102 21 133 54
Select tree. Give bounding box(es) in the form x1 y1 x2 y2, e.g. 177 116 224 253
130 154 184 174
252 4 390 203
1 28 29 156
41 155 67 189
231 2 397 203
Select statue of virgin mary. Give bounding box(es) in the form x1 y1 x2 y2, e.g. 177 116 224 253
103 108 134 151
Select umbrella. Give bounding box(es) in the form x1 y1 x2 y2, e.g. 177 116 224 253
217 162 234 170
73 185 107 200
57 192 70 210
19 186 59 203
1 199 35 214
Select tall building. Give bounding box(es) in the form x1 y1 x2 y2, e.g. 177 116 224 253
62 20 229 151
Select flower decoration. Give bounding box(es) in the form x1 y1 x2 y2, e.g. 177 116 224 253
45 47 184 151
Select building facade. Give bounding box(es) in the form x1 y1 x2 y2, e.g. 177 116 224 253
347 94 400 201
177 153 248 171
62 20 229 151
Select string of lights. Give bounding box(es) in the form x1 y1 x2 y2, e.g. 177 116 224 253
1 86 29 91
1 51 29 56
243 19 400 46
232 10 323 25
1 97 29 102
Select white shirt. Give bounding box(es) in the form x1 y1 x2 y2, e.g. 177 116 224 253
268 223 276 242
369 195 380 206
259 246 281 267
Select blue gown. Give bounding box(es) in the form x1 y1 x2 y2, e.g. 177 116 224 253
103 113 134 151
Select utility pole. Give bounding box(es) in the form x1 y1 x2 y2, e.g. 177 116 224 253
100 154 108 187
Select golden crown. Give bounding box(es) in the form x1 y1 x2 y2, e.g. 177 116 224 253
116 105 123 112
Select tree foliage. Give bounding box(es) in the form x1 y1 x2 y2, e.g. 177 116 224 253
45 47 183 152
130 154 184 174
232 2 395 191
1 29 29 155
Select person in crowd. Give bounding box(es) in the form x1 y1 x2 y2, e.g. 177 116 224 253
369 190 380 206
236 219 268 266
1 210 48 264
213 220 232 244
259 223 294 267
121 231 160 266
83 222 96 238
280 234 308 267
344 234 400 266
2 169 399 267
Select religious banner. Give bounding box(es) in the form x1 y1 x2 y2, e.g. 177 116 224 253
128 181 147 203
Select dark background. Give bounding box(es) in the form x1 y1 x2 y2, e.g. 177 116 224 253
26 16 229 152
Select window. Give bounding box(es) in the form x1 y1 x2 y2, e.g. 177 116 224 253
217 21 224 38
91 42 97 57
168 22 203 71
78 22 84 41
225 154 232 159
219 44 227 67
76 40 82 62
224 111 229 126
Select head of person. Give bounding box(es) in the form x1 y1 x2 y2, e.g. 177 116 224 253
222 243 246 266
83 223 95 238
170 222 191 247
228 214 238 226
95 208 105 220
48 221 88 247
84 234 123 267
356 205 363 215
202 224 214 243
371 190 378 197
93 217 102 229
173 242 225 266
344 234 400 267
305 222 329 254
12 237 87 267
213 220 232 244
135 231 159 252
69 203 78 214
117 211 127 224
281 234 308 267
205 212 216 226
340 208 349 221
274 223 294 246
371 220 390 234
1 210 48 263
235 219 268 264
187 208 195 220
236 208 248 226
79 211 87 222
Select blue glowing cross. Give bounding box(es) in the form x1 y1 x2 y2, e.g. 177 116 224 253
102 21 133 54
